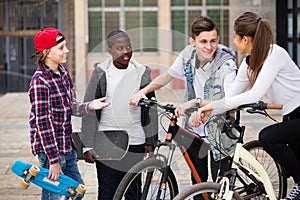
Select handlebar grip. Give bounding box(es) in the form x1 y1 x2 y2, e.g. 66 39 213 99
266 104 282 109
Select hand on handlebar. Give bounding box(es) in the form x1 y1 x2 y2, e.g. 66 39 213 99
129 90 148 106
175 100 195 117
189 103 213 127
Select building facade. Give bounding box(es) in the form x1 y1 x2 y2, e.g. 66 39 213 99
1 0 297 96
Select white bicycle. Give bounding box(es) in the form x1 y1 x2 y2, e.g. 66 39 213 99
173 101 287 200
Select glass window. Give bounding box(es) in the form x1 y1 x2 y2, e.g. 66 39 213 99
298 13 300 37
0 0 60 93
143 12 158 51
125 0 139 7
171 1 230 51
189 0 203 6
188 10 202 35
288 13 293 38
207 0 221 6
207 10 229 45
297 43 300 65
172 0 185 6
105 12 120 37
88 0 158 53
105 0 120 7
288 42 293 58
143 1 158 6
88 12 102 52
288 0 293 9
126 12 140 30
126 12 140 51
88 0 101 7
172 11 186 52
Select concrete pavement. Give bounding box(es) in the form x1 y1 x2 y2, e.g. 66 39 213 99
0 92 286 199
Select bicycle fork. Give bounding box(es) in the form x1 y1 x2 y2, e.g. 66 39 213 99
156 142 177 200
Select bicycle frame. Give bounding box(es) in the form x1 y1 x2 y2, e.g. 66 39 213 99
151 110 207 199
224 142 276 200
214 109 278 200
114 100 284 200
162 112 208 176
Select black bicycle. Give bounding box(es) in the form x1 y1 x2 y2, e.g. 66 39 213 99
113 99 287 200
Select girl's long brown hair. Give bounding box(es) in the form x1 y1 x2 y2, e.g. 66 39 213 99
234 12 274 86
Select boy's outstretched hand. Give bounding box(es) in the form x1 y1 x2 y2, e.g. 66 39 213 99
88 97 110 110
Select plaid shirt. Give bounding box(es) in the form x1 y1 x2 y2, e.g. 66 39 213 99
29 64 90 165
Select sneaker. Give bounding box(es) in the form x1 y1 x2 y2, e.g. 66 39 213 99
281 183 300 200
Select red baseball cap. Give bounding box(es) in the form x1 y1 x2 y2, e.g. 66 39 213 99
34 28 65 52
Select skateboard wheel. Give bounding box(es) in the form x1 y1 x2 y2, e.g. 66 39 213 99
28 165 40 176
20 179 30 189
75 184 86 194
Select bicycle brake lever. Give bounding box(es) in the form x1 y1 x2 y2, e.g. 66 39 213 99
247 109 267 116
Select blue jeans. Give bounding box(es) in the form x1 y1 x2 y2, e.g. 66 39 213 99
37 149 84 200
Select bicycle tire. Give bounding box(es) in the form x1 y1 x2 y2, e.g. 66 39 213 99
242 140 287 199
113 158 179 200
173 182 243 200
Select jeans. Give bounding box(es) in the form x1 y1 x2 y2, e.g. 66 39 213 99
37 149 84 200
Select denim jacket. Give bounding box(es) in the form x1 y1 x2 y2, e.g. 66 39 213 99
182 44 238 161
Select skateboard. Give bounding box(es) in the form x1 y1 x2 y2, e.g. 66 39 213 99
72 130 129 160
11 160 86 199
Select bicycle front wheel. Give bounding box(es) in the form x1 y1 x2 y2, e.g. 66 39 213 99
173 182 242 200
242 140 287 199
113 158 179 200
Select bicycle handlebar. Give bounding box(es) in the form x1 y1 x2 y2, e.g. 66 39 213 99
216 101 282 140
138 98 176 112
237 101 282 110
138 98 282 141
266 104 283 109
139 98 282 113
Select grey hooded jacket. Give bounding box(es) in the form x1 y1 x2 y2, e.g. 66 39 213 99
81 58 158 149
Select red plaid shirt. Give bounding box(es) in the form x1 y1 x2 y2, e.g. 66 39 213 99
29 64 90 165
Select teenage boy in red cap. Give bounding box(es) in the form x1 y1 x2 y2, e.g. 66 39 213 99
28 27 110 200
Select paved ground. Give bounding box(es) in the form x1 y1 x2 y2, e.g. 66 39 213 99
0 92 288 199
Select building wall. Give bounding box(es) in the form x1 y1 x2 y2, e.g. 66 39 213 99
229 0 276 65
0 0 277 95
73 0 277 98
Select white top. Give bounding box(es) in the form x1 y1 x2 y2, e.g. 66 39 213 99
213 44 300 115
98 62 145 145
168 49 236 137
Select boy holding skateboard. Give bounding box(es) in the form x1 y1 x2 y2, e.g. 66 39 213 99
29 27 110 199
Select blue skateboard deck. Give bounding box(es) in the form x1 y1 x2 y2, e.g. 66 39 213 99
11 160 86 199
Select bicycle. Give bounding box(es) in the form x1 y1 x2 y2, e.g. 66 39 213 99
173 101 287 200
113 99 287 200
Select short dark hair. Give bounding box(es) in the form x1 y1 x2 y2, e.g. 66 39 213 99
106 30 130 48
191 16 218 38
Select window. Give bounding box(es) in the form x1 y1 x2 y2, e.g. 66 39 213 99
0 0 59 93
286 0 300 65
171 0 230 52
88 0 158 53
